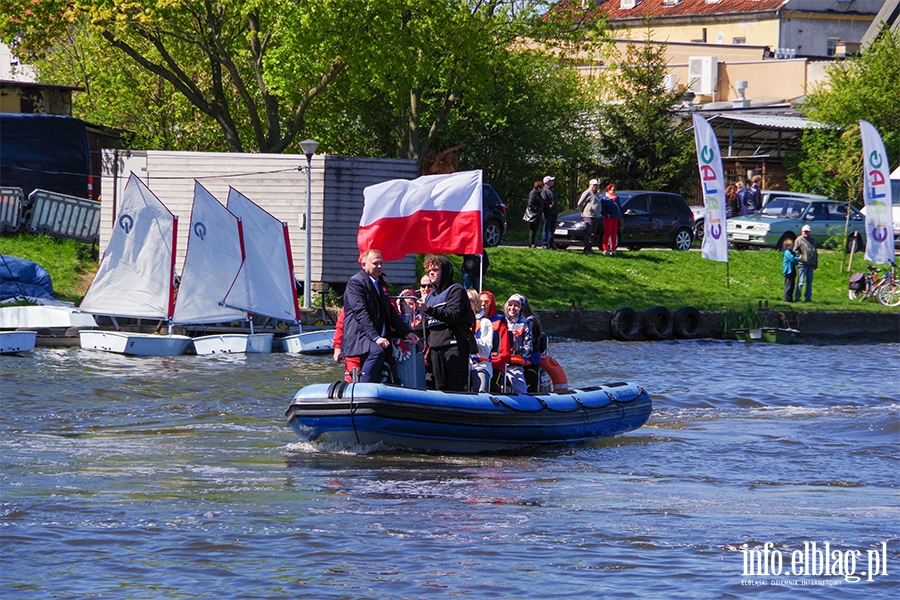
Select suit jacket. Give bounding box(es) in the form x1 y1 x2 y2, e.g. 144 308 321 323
341 269 411 358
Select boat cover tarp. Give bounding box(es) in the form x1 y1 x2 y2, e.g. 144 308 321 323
0 254 54 300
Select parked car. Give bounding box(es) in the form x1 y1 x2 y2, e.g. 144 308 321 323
554 191 694 251
482 184 507 247
726 197 867 250
692 190 828 245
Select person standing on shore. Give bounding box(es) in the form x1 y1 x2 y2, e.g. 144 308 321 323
576 179 603 254
523 181 544 248
793 225 818 302
750 174 763 212
781 238 799 302
601 184 622 256
540 176 559 249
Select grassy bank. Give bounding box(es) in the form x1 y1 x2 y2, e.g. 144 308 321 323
0 234 97 303
447 245 896 312
1 232 895 312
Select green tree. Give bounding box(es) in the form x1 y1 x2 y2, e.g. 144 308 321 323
1 0 350 153
590 32 695 194
787 27 900 204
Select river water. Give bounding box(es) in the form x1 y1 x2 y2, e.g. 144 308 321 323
1 340 898 598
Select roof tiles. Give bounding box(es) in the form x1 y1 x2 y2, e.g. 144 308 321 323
560 0 789 21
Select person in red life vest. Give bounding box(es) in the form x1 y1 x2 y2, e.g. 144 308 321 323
504 294 533 394
479 289 511 392
331 307 360 382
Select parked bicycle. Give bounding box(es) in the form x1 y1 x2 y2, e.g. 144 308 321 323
848 262 899 306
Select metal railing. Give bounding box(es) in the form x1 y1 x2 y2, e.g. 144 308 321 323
24 189 101 244
0 187 24 233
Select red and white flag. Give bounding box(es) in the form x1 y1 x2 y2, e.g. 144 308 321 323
358 170 483 261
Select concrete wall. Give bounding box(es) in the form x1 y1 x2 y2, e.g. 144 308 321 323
100 150 419 291
536 309 899 343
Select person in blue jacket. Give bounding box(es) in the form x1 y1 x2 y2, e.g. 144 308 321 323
782 238 800 302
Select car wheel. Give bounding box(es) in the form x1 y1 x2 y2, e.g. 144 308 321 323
694 220 704 245
672 228 692 251
483 219 503 247
846 232 864 254
555 243 569 250
775 233 795 251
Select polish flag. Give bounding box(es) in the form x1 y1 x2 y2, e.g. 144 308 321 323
358 170 483 261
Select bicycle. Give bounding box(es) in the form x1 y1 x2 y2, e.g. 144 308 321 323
875 262 900 307
849 262 900 306
848 264 880 300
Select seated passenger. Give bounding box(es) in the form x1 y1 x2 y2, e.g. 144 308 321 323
480 290 511 392
468 289 493 393
504 294 533 394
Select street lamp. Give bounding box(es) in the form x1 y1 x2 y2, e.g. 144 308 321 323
300 138 319 309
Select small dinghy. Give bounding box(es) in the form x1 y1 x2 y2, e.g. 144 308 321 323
285 381 652 453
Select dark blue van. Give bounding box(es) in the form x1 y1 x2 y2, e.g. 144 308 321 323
0 113 93 199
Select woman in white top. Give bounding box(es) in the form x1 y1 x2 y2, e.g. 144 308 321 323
467 289 494 392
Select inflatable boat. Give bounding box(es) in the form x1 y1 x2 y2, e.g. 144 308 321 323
285 381 652 453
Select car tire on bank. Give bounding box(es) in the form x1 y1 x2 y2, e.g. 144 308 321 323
673 306 702 339
643 306 673 340
610 307 641 341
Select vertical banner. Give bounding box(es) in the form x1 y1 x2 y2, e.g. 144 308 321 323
692 114 728 262
859 120 894 265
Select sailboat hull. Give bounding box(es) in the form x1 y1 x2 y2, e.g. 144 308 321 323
0 331 37 354
192 334 248 355
79 330 192 356
280 330 335 354
247 333 274 353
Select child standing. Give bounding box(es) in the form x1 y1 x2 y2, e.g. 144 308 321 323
782 239 799 302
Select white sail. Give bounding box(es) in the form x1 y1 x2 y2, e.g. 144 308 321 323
172 182 247 325
80 173 176 319
224 188 300 322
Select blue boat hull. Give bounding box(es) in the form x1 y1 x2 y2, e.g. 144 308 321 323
285 381 652 453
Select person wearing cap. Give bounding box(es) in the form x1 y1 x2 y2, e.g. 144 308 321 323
540 176 559 249
793 225 818 302
577 179 603 254
523 181 544 248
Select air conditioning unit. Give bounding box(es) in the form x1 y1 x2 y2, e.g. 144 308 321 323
688 56 718 96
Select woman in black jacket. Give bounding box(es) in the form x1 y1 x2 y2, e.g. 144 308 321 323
523 181 544 248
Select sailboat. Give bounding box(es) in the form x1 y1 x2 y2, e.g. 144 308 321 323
78 173 193 356
224 188 334 354
171 182 265 354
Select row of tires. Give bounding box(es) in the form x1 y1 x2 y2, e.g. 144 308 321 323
610 306 702 341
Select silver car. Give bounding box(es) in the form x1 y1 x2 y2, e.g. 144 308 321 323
726 197 867 250
692 191 828 245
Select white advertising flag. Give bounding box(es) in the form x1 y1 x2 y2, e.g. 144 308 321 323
860 120 894 265
692 114 728 262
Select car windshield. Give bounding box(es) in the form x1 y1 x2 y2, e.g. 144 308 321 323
759 198 808 218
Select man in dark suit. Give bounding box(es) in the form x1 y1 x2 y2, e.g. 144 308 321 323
342 249 419 383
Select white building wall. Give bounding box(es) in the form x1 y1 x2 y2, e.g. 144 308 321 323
100 150 419 290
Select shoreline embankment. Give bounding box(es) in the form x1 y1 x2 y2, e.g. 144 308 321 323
533 309 899 343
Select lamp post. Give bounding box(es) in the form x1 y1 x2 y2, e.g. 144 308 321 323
299 138 319 309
